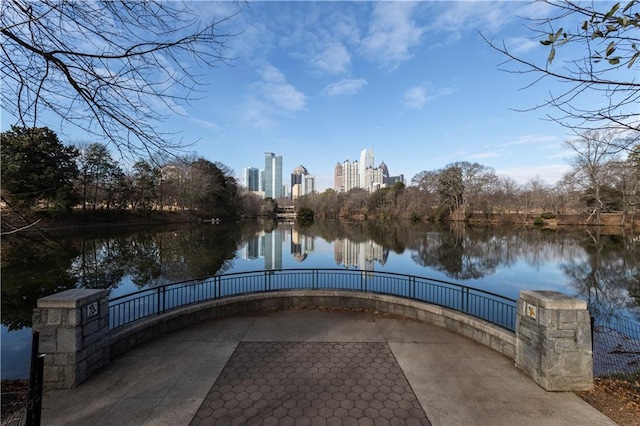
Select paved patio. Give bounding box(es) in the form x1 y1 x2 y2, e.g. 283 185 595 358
41 309 615 426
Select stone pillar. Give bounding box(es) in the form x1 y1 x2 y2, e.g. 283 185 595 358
516 290 592 391
32 289 110 389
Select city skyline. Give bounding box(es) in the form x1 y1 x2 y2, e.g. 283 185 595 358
3 2 632 191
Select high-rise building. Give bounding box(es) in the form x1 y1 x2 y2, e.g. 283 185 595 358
334 162 344 192
343 159 359 192
304 174 315 195
291 165 307 190
291 165 315 199
336 148 401 193
264 152 283 198
359 148 374 188
242 167 260 191
364 166 384 191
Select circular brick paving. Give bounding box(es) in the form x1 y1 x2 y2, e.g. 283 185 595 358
190 342 431 426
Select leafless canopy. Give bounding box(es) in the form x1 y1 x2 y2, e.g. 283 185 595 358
1 0 241 158
483 0 639 138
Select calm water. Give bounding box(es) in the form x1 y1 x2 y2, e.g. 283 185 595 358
2 220 638 379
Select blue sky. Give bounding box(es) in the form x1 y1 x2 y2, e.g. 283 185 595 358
3 1 621 191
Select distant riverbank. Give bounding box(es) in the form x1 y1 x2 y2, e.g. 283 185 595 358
1 209 199 233
3 208 638 235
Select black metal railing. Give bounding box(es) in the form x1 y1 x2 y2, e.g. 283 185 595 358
2 331 44 426
591 313 640 377
109 269 517 332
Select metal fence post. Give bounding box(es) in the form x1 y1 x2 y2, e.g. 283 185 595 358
26 330 40 426
410 276 415 299
31 354 45 426
462 287 468 312
590 315 594 351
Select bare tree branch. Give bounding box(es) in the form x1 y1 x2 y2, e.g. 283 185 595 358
481 0 640 137
1 0 244 159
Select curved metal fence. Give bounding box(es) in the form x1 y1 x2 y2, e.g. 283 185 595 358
109 268 517 332
591 313 640 377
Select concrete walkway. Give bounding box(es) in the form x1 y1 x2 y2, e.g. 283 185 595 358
42 310 615 426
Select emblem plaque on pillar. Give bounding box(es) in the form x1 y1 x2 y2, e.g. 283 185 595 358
87 301 99 319
525 302 537 321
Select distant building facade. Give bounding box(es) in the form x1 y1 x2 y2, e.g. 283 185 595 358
291 164 315 200
334 163 344 192
242 167 260 192
264 152 283 198
334 148 402 193
359 148 374 189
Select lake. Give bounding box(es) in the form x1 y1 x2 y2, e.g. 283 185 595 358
2 219 638 380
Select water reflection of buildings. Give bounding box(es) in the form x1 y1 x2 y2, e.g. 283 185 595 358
290 229 315 262
239 236 260 260
263 231 283 270
334 239 388 273
239 228 315 269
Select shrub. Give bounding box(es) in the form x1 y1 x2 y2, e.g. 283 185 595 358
540 212 556 219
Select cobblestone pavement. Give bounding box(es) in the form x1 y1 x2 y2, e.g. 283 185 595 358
191 342 431 426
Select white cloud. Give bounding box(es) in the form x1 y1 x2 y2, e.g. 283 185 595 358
323 79 367 96
430 2 517 35
402 84 456 109
361 2 425 70
403 86 429 109
188 117 220 131
254 64 305 112
242 64 306 128
504 37 540 55
501 134 560 147
313 43 351 74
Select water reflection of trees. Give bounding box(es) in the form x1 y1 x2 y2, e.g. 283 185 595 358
1 238 78 330
1 224 240 330
309 221 638 316
561 230 640 321
69 224 240 289
406 225 589 281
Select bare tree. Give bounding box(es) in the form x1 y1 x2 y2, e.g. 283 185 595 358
1 1 242 158
565 130 623 224
483 1 640 138
610 153 640 224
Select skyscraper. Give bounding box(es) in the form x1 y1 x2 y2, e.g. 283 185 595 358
291 165 315 199
264 152 283 198
242 167 260 191
359 148 374 188
343 159 359 192
334 162 344 192
291 165 307 190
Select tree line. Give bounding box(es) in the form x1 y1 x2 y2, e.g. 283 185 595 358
296 131 639 226
0 126 261 220
2 126 637 227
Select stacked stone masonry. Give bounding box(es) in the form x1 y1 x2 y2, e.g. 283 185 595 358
32 289 110 389
516 290 593 391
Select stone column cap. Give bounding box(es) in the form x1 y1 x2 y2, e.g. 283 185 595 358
37 289 109 309
519 290 587 310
